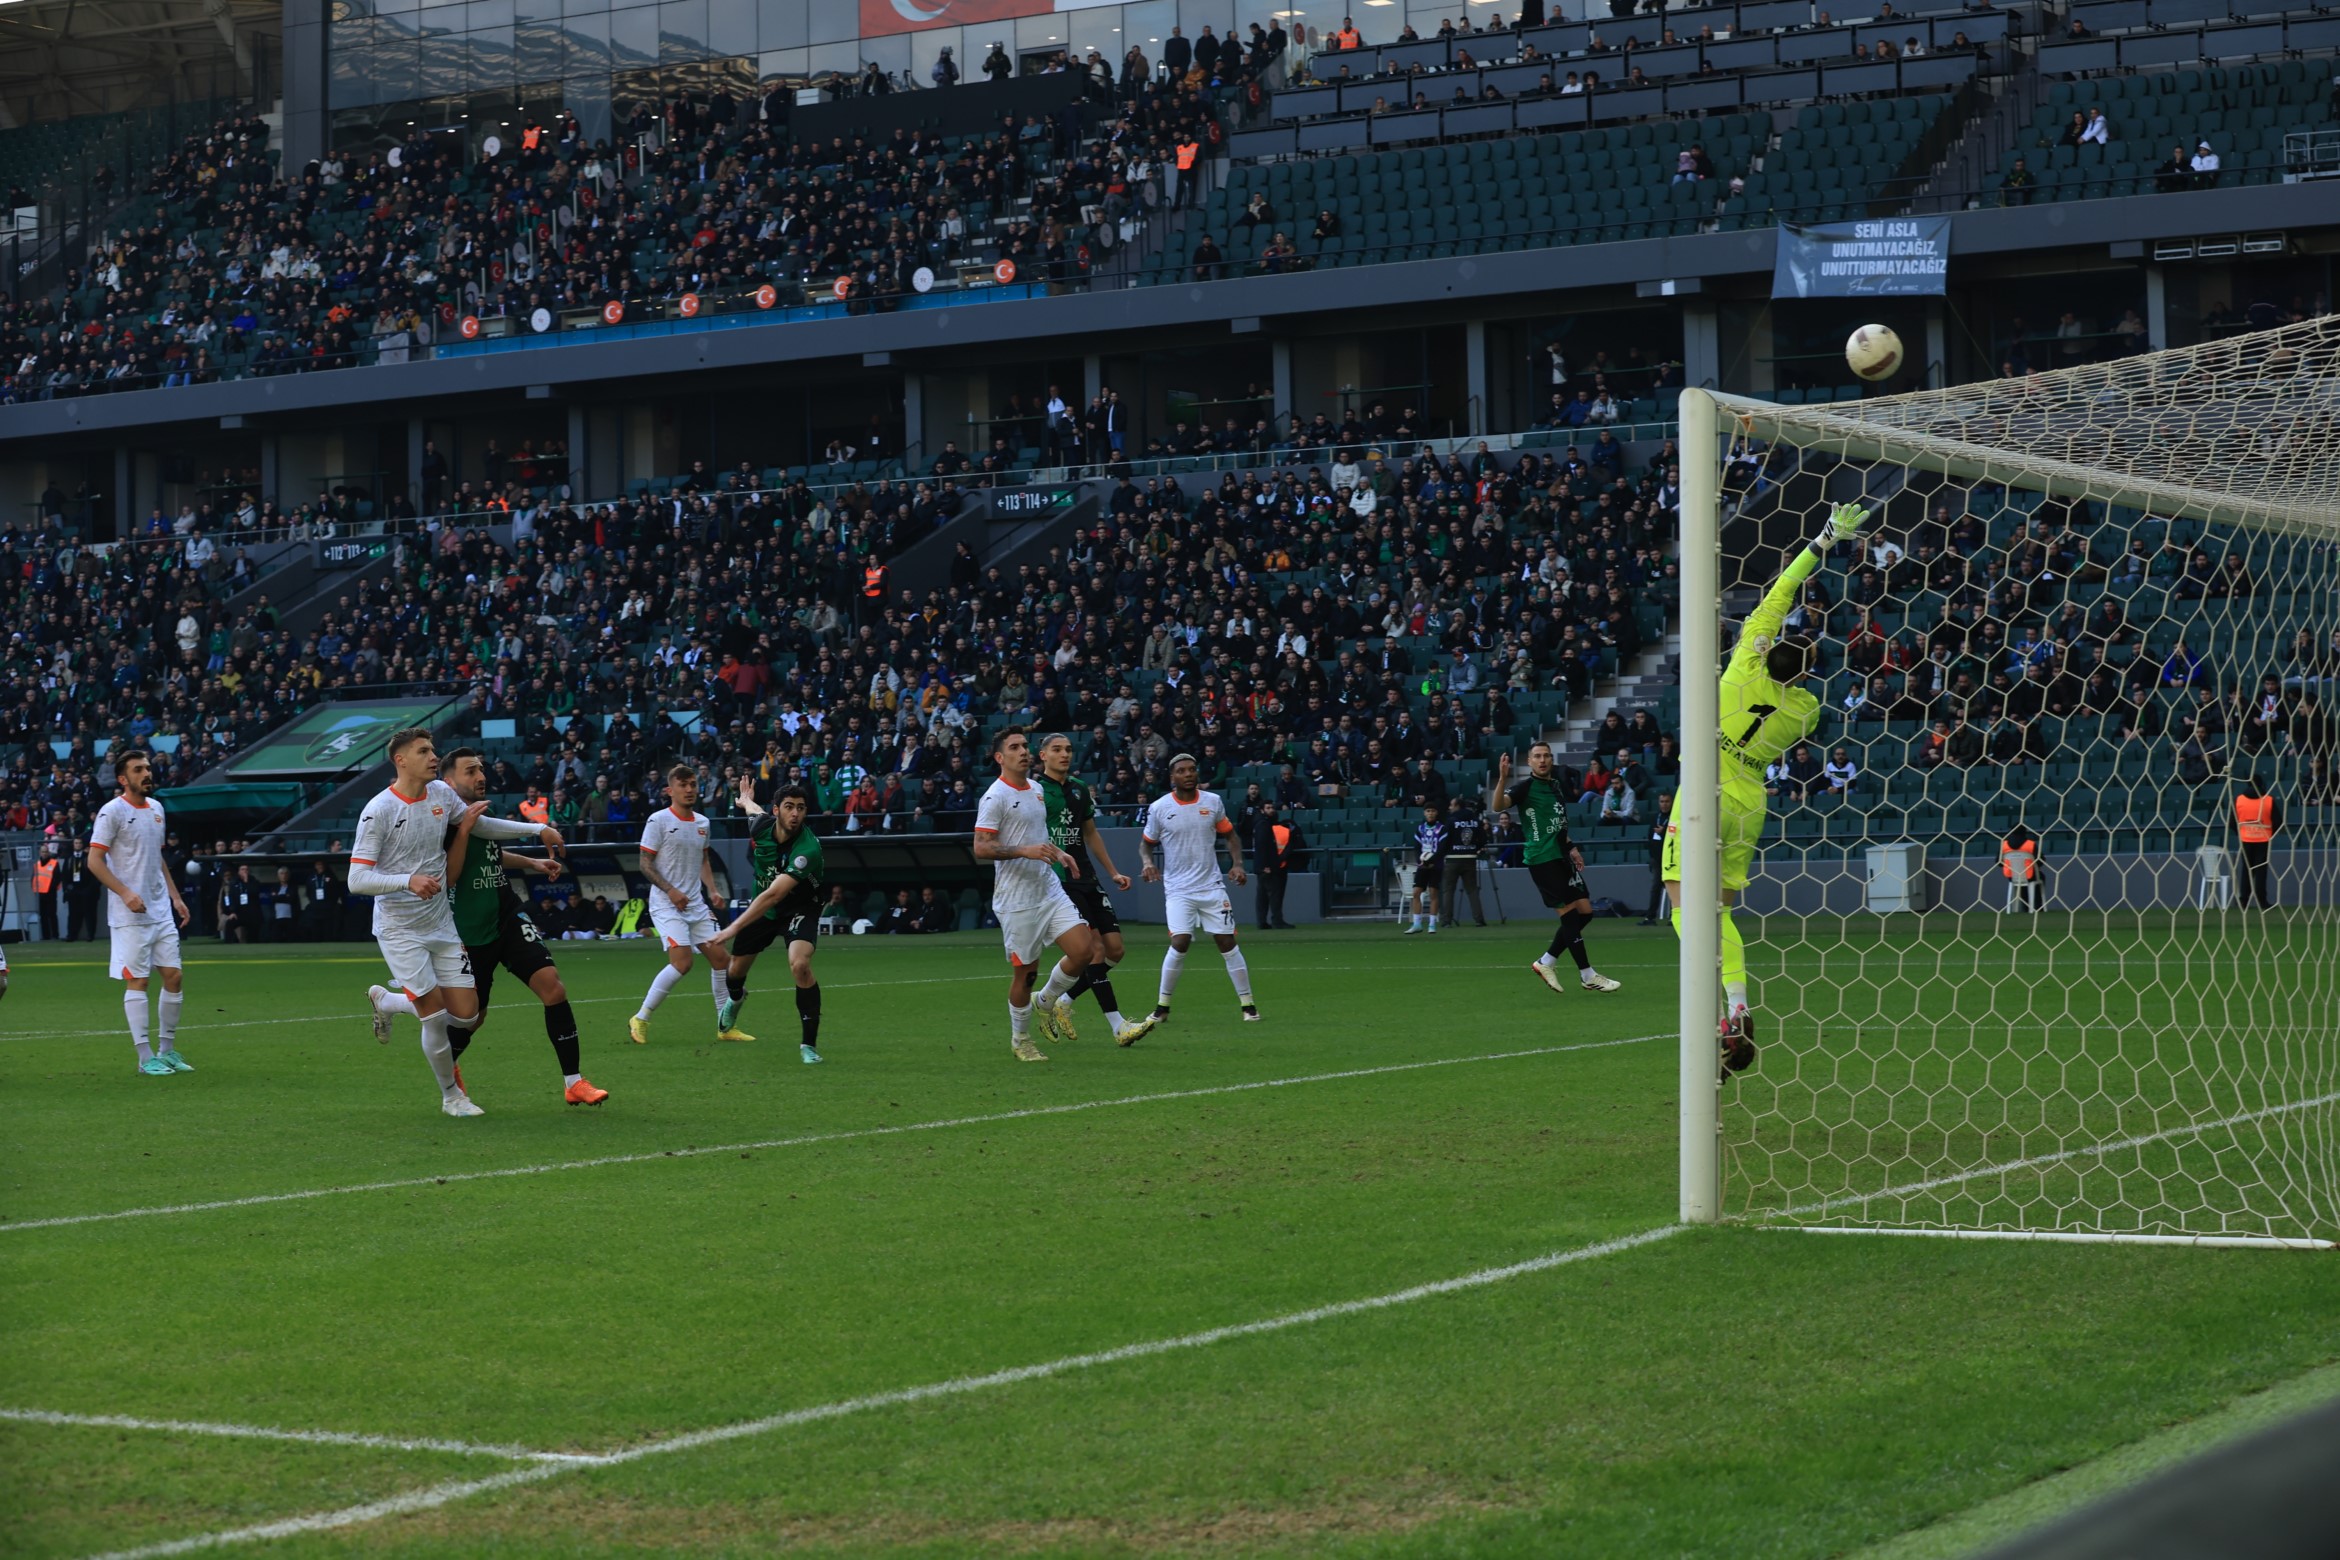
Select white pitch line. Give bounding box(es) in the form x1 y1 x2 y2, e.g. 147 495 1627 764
70 1224 1687 1560
1781 1087 2340 1220
3 1034 1663 1234
0 1408 591 1464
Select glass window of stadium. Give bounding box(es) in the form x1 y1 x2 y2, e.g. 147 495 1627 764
1486 305 1684 432
327 0 1557 147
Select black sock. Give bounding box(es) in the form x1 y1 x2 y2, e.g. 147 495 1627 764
1559 909 1593 971
1546 922 1573 961
544 999 581 1076
1086 962 1119 1017
447 1022 476 1061
1068 963 1098 999
796 983 821 1048
726 972 747 1002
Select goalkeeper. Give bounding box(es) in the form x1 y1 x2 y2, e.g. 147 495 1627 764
1666 499 1869 1074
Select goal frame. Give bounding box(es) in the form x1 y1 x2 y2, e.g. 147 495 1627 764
1674 383 2338 1245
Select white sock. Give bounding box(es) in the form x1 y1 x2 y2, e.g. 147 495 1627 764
1725 982 1748 1014
1102 1008 1124 1032
1158 947 1186 1006
709 961 730 1013
1009 999 1032 1040
157 989 183 1048
1536 951 1557 967
125 989 152 1063
563 1072 582 1087
1037 960 1079 1006
1223 947 1253 1004
380 990 418 1017
418 1010 460 1096
637 963 684 1020
1429 915 1440 930
1581 967 1603 984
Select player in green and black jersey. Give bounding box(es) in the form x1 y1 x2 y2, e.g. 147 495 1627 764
714 777 827 1063
1488 741 1622 997
441 747 607 1106
1036 733 1157 1046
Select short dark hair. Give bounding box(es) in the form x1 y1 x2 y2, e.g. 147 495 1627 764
774 783 813 806
1766 637 1817 682
386 727 434 761
115 747 151 770
441 745 484 770
991 724 1028 756
667 763 696 784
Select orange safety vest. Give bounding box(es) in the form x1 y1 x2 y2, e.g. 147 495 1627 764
2235 793 2276 844
1271 823 1291 860
35 858 57 893
519 796 550 824
1334 25 1361 48
861 563 887 599
1999 837 2037 881
1175 141 1200 171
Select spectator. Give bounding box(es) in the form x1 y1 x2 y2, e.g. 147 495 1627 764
1822 746 1858 794
2001 156 2036 206
2192 140 2221 187
914 886 957 932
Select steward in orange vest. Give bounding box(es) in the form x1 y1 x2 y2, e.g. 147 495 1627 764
2234 777 2279 908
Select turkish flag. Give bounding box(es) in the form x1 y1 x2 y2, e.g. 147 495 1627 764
858 0 1050 38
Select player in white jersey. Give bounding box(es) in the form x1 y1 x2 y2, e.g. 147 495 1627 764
349 728 551 1117
86 750 193 1076
629 764 746 1043
972 726 1097 1062
1140 754 1258 1023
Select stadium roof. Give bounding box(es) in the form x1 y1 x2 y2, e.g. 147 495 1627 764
0 0 280 126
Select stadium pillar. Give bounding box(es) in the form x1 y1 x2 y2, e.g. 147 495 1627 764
2146 264 2170 352
1082 354 1103 403
112 446 133 539
259 434 280 509
406 418 425 506
1270 339 1293 425
901 373 925 474
1924 302 1947 389
1677 389 1723 1225
281 0 329 174
1682 300 1720 396
1463 320 1488 434
566 403 588 496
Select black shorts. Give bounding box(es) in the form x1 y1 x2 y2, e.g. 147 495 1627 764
734 907 818 957
1064 875 1120 936
467 906 556 1008
1529 858 1591 909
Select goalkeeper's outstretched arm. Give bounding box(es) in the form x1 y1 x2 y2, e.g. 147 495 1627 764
1732 502 1871 672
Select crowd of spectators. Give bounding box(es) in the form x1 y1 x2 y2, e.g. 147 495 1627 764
0 51 1244 403
0 424 1687 872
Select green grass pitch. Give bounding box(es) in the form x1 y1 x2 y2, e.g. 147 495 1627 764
3 923 2336 1558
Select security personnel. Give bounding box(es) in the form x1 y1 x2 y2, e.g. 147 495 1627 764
2234 775 2280 909
1439 799 1488 928
519 789 551 825
860 559 888 625
1250 799 1300 929
1332 17 1363 49
34 843 60 940
1999 820 2041 912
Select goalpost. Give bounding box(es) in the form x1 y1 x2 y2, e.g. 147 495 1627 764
1677 319 2340 1249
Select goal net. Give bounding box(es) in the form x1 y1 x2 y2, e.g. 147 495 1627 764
1675 319 2340 1248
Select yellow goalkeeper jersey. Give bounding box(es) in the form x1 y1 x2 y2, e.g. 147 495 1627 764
1720 543 1824 776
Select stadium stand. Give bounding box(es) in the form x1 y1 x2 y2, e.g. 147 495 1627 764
1995 60 2337 202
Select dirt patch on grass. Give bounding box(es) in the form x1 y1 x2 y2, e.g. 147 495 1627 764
357 1483 1513 1555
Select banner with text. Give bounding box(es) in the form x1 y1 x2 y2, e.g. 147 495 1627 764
1772 217 1951 298
223 696 461 780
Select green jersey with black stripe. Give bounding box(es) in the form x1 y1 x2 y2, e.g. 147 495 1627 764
1506 774 1575 866
1036 772 1094 881
750 813 825 920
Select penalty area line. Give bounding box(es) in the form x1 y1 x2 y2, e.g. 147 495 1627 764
4 1033 1664 1233
0 1408 592 1464
71 1224 1686 1560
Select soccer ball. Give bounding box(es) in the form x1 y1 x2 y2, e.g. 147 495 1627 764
1845 324 1904 382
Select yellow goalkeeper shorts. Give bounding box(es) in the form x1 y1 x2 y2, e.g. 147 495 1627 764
1661 776 1768 893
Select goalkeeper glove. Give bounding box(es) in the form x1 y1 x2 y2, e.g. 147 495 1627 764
1817 502 1872 549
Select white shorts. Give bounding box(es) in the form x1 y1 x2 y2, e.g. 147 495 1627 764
109 920 182 981
379 930 475 998
998 888 1087 968
1166 890 1236 938
648 898 720 951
